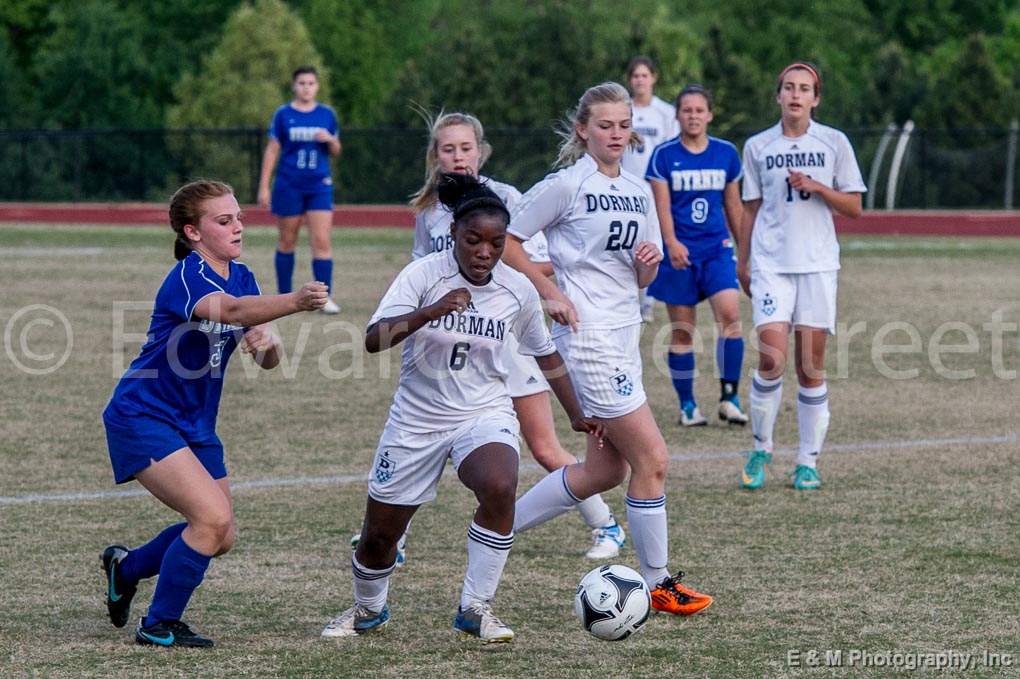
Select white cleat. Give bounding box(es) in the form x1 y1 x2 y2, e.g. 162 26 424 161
321 297 341 315
585 522 625 560
321 604 390 638
679 404 708 427
718 399 749 425
453 601 514 643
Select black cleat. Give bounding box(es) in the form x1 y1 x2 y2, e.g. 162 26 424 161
101 545 137 628
135 618 215 648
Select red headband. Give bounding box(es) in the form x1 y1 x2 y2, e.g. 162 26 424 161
778 63 821 91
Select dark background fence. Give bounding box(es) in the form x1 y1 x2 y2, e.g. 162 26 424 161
0 127 1016 209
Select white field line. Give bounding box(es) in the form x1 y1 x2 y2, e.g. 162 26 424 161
2 433 1017 507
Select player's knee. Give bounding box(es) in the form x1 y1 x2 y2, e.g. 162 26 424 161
215 521 237 556
671 328 694 348
634 446 669 485
195 509 234 553
477 475 518 512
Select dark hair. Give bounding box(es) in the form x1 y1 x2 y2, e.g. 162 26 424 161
292 65 318 81
776 61 822 96
169 180 234 260
676 83 714 111
436 173 509 225
626 56 657 79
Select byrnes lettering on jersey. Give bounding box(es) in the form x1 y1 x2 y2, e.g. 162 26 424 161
584 191 650 214
670 169 727 192
288 126 327 142
426 302 507 341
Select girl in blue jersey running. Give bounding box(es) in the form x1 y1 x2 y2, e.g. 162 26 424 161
100 180 327 648
257 66 342 313
646 84 748 428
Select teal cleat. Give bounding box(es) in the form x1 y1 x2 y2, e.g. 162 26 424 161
741 450 772 490
791 465 822 490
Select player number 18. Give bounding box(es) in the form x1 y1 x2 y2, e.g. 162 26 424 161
785 176 811 202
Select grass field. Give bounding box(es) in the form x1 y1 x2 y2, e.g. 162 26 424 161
1 224 1018 677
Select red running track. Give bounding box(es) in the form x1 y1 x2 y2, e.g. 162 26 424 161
0 203 1019 235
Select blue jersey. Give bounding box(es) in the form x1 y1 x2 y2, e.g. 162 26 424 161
104 252 261 439
269 103 340 187
646 136 742 258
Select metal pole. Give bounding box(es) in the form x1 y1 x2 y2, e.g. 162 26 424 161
867 122 898 210
886 120 915 210
1006 118 1018 209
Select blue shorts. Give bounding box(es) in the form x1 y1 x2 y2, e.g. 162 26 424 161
103 411 226 484
648 247 738 307
271 175 334 217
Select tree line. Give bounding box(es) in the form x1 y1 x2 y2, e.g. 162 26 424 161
2 0 1017 137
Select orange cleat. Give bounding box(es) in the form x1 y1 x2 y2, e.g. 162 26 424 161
650 571 714 616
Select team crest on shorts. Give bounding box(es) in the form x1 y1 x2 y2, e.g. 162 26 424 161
761 293 776 317
374 450 396 484
610 370 634 397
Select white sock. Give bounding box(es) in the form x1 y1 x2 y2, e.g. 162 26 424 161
575 494 614 529
625 495 669 587
351 553 395 612
460 522 513 608
797 384 829 468
514 467 579 533
750 370 783 452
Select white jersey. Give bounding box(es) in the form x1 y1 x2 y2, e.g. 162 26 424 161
622 95 679 178
411 176 547 262
369 250 555 433
509 154 662 338
742 121 866 273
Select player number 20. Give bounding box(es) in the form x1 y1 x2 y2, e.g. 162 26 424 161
449 341 471 371
605 220 639 251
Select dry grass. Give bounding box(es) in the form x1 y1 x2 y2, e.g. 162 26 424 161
1 226 1018 677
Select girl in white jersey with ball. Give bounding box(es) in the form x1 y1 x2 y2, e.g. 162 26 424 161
321 173 602 643
503 82 713 617
407 111 626 559
736 62 866 491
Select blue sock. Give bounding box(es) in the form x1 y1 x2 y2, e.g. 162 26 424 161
312 258 333 294
144 535 212 626
717 337 744 400
667 351 696 408
275 251 295 294
119 522 186 584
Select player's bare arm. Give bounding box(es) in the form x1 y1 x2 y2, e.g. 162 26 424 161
504 236 579 331
364 287 471 353
633 241 663 288
256 138 281 208
193 282 327 328
723 180 743 246
651 178 690 269
736 199 761 296
533 352 604 444
787 170 863 218
240 323 282 369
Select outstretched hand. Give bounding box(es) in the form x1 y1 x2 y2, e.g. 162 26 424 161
295 282 329 311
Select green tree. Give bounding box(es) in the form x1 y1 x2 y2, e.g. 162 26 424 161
298 0 441 126
34 1 161 128
167 0 326 198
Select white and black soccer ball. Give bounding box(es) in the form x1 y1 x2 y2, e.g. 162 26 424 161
574 564 651 641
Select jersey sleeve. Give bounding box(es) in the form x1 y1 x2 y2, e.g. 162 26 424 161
508 173 571 241
178 258 227 320
741 141 762 201
411 212 431 260
328 107 340 137
833 132 867 193
640 185 663 251
368 261 428 325
513 285 556 357
645 143 668 182
498 183 523 213
268 107 284 142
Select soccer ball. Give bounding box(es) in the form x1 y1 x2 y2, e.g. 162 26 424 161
574 564 651 641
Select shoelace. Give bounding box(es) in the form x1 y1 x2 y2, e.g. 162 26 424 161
468 602 507 629
167 620 196 636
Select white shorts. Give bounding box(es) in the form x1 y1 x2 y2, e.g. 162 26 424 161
367 413 521 506
751 270 838 334
505 334 550 398
554 323 646 419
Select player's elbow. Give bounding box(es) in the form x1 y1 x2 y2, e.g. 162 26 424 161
843 200 863 219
